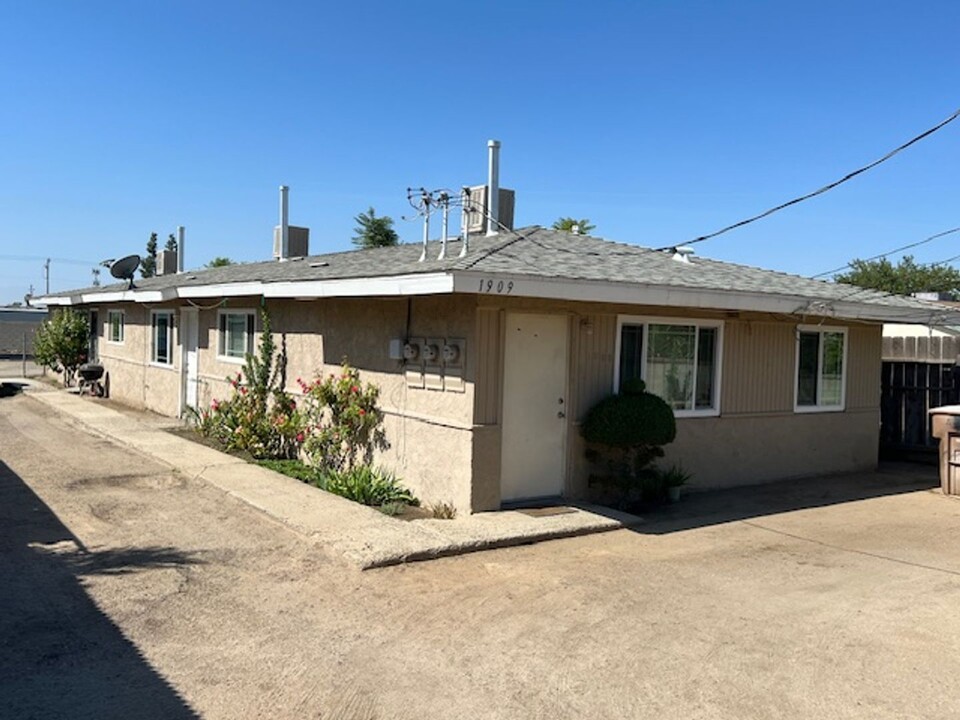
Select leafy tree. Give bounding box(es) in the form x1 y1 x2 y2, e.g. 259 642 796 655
33 309 90 386
352 207 399 249
205 256 235 268
165 233 177 252
140 232 158 278
834 255 960 297
552 217 596 235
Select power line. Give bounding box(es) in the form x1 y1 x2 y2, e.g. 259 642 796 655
827 248 960 305
811 225 960 279
0 254 99 266
654 107 960 252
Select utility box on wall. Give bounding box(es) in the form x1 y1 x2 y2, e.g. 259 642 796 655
400 337 466 392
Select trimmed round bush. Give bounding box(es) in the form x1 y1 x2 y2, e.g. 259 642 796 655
581 384 676 448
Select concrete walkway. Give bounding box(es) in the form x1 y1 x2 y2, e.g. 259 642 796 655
13 380 637 569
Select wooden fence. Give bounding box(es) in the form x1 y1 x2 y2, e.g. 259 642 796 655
881 334 960 459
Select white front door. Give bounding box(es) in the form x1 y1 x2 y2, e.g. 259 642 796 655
500 312 568 502
183 309 199 411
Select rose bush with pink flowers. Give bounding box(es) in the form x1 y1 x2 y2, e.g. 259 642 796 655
296 362 388 473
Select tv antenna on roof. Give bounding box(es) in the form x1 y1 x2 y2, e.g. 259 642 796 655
109 254 141 289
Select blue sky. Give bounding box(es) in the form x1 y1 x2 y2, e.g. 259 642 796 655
1 1 958 303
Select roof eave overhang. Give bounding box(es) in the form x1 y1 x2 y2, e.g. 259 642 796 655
451 271 960 325
35 272 455 306
35 270 956 326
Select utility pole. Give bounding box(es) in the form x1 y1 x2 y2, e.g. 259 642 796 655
44 258 50 295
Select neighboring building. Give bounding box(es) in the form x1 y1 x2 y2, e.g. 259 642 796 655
0 307 47 357
37 229 960 513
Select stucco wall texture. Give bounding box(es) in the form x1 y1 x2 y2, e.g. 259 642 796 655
82 293 883 513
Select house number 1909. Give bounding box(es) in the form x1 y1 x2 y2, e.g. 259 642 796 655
478 279 514 294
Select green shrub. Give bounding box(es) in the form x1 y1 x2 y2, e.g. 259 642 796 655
298 361 388 473
581 378 676 449
317 465 417 507
582 379 677 509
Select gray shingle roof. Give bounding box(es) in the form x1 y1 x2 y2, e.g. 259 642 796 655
40 226 955 321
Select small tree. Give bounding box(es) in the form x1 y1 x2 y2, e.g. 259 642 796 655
140 232 158 278
352 207 399 249
33 309 90 386
552 217 596 235
835 255 960 297
205 256 234 268
581 378 676 506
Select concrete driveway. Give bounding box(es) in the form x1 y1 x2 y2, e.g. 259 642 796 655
3 391 960 719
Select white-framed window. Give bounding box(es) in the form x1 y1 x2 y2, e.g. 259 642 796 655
107 310 125 344
217 310 256 361
795 325 847 412
151 311 175 366
614 316 723 417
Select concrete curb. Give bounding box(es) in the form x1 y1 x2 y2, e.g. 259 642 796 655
21 382 640 569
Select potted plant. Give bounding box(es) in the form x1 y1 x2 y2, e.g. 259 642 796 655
660 464 691 503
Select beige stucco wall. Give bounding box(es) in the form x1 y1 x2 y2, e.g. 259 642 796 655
88 295 484 513
472 296 884 496
93 303 182 418
81 290 885 513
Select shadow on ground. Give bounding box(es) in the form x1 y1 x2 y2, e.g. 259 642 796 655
0 460 202 719
631 462 941 535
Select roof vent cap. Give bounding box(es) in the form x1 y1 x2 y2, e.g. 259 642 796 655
672 246 696 263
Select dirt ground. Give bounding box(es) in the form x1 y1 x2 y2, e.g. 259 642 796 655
3 392 960 719
0 358 43 378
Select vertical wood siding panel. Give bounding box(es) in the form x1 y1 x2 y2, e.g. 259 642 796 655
723 321 794 414
574 314 616 422
474 307 501 425
848 325 882 410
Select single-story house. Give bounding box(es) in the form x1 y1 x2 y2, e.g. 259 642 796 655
37 227 960 513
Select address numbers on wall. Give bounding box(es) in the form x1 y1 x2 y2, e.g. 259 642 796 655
478 278 515 294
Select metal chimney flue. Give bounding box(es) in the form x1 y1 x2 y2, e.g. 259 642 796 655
176 225 185 272
486 139 500 237
279 185 290 261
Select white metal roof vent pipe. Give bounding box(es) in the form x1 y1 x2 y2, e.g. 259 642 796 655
672 246 696 263
437 192 450 260
486 139 500 237
176 225 185 272
279 185 290 261
459 186 471 258
418 189 431 263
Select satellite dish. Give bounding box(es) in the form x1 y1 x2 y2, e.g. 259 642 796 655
109 254 141 289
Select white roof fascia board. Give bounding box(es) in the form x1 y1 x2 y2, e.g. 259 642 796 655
35 296 75 306
81 290 165 304
263 272 454 299
177 282 264 299
36 273 455 306
451 271 958 325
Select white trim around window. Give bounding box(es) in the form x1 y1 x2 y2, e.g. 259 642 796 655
106 309 125 344
613 315 724 418
217 309 256 363
150 310 176 367
794 325 847 413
